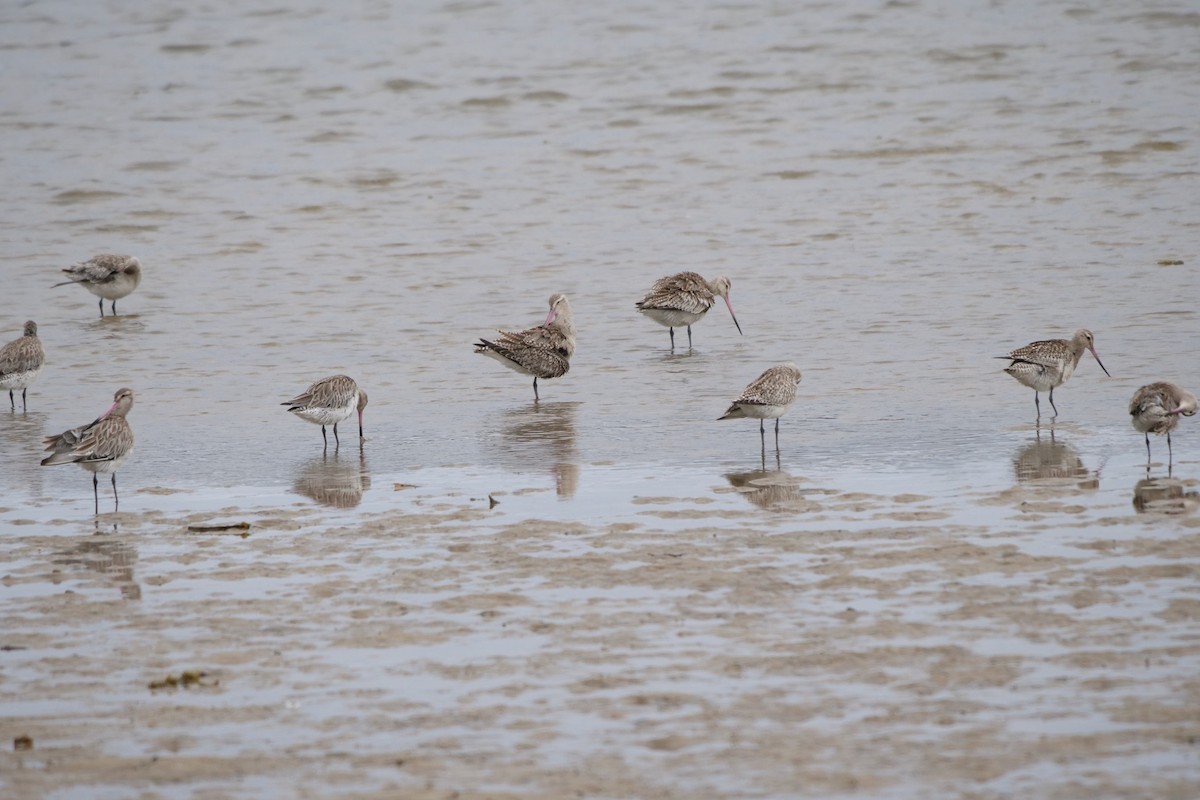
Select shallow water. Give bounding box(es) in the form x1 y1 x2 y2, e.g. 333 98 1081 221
3 0 1200 797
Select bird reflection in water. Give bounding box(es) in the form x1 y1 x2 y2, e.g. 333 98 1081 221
1132 469 1200 516
1012 428 1096 487
724 468 815 512
292 446 371 508
490 401 580 499
52 537 141 600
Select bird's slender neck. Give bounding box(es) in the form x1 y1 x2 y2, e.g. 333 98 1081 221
550 313 575 339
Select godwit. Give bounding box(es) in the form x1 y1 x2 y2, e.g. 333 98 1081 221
475 293 576 401
719 362 803 451
999 328 1111 420
282 375 368 449
41 387 135 514
1129 382 1197 463
635 272 742 349
53 254 142 317
0 320 45 411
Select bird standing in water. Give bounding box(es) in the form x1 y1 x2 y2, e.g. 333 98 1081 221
0 320 45 411
999 328 1110 421
719 362 803 452
41 387 136 514
53 254 143 317
1129 381 1197 464
282 375 368 449
475 293 576 402
635 272 742 350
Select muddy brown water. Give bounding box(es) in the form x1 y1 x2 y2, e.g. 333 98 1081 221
2 1 1199 797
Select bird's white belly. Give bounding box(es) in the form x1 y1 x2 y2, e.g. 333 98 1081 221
639 307 706 328
82 450 132 474
734 403 788 420
294 401 356 427
1005 361 1067 392
85 273 138 301
0 367 41 390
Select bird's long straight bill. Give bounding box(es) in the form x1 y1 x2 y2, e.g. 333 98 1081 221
724 296 743 335
1090 347 1111 377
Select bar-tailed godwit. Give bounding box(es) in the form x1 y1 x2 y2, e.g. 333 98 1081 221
53 254 142 317
0 320 45 411
635 272 742 349
475 293 576 401
282 375 368 449
999 328 1110 420
1129 382 1197 463
719 362 803 450
41 387 135 514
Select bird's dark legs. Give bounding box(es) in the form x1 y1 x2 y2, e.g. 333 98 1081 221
112 473 119 511
1048 387 1059 417
7 389 13 410
533 377 540 402
21 388 27 411
1033 391 1040 423
111 300 117 316
686 325 693 350
93 474 99 515
332 422 341 448
98 298 105 317
774 418 781 452
668 327 675 350
321 425 328 449
1168 432 1173 465
1144 432 1152 463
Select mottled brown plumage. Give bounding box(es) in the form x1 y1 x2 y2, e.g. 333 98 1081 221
53 254 142 316
635 272 741 349
0 320 45 411
41 387 136 514
719 362 803 451
282 374 368 448
476 293 576 401
1129 381 1197 463
999 328 1110 420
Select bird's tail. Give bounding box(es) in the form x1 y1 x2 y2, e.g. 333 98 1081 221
718 404 745 421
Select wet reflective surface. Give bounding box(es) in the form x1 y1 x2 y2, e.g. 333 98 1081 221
291 448 371 509
1132 473 1200 516
3 0 1200 797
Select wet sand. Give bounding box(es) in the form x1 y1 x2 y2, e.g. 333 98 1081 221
4 460 1200 798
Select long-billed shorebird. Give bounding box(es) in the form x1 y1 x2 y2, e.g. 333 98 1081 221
999 329 1111 420
475 293 576 401
635 272 742 350
41 387 135 514
1129 382 1197 463
282 375 368 449
53 254 142 317
719 362 803 451
0 320 45 411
